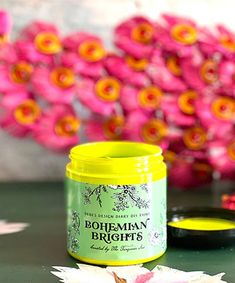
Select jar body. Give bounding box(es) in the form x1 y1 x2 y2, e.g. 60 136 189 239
66 142 167 265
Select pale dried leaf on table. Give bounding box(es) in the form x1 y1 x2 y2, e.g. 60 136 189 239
51 264 227 283
0 220 29 235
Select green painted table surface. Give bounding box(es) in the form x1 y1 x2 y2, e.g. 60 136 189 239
0 182 234 283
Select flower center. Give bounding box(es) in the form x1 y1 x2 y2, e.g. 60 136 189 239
55 115 80 137
163 150 177 164
0 34 8 44
141 119 167 144
211 97 235 120
200 59 218 84
178 90 197 115
166 55 182 76
10 62 33 84
103 116 124 140
50 67 75 88
125 55 148 71
171 24 197 45
183 127 207 150
193 163 213 181
219 35 235 52
34 32 61 54
227 141 235 161
138 86 163 109
131 23 154 44
95 77 121 102
78 40 106 62
14 99 41 125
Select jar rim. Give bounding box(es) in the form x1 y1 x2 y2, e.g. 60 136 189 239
67 141 166 184
70 141 162 161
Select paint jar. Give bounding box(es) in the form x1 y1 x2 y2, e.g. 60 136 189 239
66 141 167 265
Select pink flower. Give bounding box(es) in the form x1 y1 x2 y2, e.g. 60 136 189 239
104 54 150 87
114 16 159 58
0 43 18 64
135 272 154 283
222 193 235 210
165 126 183 145
168 158 195 189
181 51 219 91
0 61 33 92
219 60 235 96
164 53 183 77
61 32 106 78
180 148 208 161
168 157 213 189
19 21 59 41
31 66 76 104
33 104 80 152
157 14 199 57
146 49 187 92
161 91 198 127
167 126 208 161
208 138 235 180
199 25 235 59
85 115 124 141
123 110 168 149
0 91 40 137
77 76 121 116
195 95 235 138
120 85 163 113
0 10 11 44
15 21 62 65
15 41 55 66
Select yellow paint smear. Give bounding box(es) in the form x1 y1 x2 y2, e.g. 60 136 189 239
168 217 235 231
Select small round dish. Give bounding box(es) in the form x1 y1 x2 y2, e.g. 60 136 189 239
167 206 235 248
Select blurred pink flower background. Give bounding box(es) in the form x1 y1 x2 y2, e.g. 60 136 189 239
1 10 235 190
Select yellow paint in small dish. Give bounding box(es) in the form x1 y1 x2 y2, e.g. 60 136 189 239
168 217 235 231
167 207 235 248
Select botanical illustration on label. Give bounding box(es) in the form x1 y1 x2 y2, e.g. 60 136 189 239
66 178 166 262
67 211 80 254
83 184 150 211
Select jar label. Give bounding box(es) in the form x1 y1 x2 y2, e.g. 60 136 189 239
66 178 166 264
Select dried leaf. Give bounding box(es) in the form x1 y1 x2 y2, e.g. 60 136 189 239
51 264 227 283
0 220 29 235
113 272 127 283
